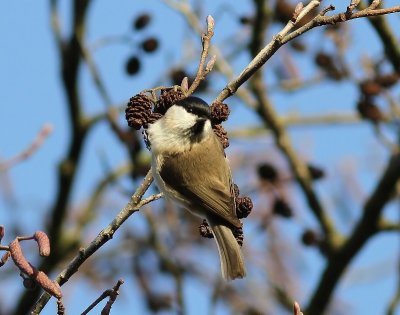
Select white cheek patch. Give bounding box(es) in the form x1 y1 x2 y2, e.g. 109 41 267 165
204 120 212 132
164 106 198 131
147 107 195 154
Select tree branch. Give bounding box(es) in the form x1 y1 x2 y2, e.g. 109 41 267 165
186 15 216 95
31 171 161 314
214 1 400 103
14 1 93 313
306 152 400 315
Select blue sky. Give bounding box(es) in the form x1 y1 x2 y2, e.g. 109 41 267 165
1 1 399 314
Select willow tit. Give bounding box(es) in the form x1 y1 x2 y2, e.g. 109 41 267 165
146 96 246 280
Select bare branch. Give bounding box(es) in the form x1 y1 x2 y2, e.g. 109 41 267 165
278 0 321 37
293 301 304 315
31 170 158 314
229 113 362 139
378 220 400 232
346 0 361 14
79 40 112 106
80 279 124 315
307 152 400 314
187 15 216 95
386 278 400 315
214 2 400 103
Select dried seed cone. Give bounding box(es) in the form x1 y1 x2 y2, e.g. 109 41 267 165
199 219 214 238
210 102 230 124
257 163 278 182
232 225 244 247
0 225 4 242
375 73 399 88
360 81 381 96
23 278 37 290
301 229 320 246
273 198 292 218
154 89 185 114
212 124 229 149
125 94 154 130
144 112 163 128
236 196 253 219
357 99 384 123
307 164 325 180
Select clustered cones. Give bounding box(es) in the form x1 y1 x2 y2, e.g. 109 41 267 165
232 184 252 246
155 89 185 115
125 91 233 149
212 124 229 149
232 225 244 247
125 89 185 150
255 161 334 252
236 196 253 219
199 219 214 238
210 102 230 124
198 183 253 246
125 89 185 131
210 102 230 149
125 90 253 245
356 73 399 123
256 162 327 220
356 97 384 124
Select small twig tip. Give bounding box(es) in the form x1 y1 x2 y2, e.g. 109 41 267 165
42 123 54 134
180 77 189 93
206 55 217 72
207 15 215 29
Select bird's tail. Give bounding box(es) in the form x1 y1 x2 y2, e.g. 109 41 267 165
209 220 246 280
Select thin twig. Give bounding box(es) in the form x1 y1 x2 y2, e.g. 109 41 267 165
163 0 258 109
14 2 94 314
359 1 400 71
80 279 124 315
229 113 362 138
214 2 400 103
143 210 185 313
293 301 304 315
74 164 133 229
346 0 361 14
378 220 400 232
385 273 400 315
31 170 161 314
100 279 124 315
306 152 400 314
187 15 216 95
277 0 322 37
89 35 132 51
50 0 63 50
86 102 126 127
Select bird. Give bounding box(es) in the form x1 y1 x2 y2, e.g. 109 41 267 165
146 96 246 280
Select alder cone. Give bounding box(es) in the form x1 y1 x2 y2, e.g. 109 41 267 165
125 94 154 129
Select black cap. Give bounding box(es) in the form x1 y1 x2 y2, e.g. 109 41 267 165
175 96 210 118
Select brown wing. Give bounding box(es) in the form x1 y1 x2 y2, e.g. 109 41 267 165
159 134 240 228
